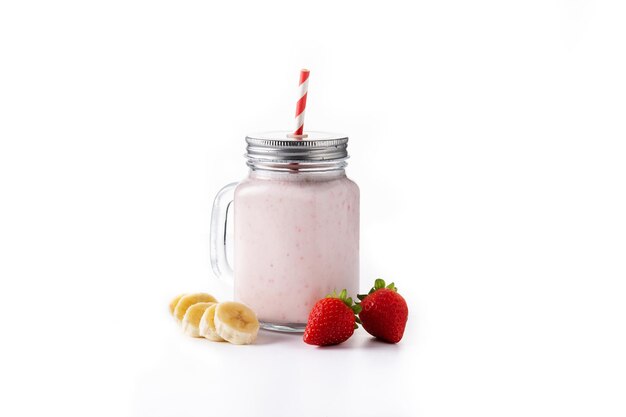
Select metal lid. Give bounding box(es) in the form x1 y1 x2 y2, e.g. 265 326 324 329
245 131 349 163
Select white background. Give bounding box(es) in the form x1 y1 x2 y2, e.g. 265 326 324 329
1 1 625 416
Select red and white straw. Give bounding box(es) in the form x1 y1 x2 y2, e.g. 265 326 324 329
293 69 310 137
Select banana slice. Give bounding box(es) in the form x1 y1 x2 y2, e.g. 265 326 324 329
182 302 216 337
174 293 218 323
169 293 186 316
213 301 260 345
199 303 225 342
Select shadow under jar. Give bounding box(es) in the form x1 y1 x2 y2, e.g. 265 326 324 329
210 132 360 332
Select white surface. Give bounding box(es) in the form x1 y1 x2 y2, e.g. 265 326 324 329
1 1 626 416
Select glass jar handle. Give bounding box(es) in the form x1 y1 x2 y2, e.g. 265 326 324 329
210 182 237 285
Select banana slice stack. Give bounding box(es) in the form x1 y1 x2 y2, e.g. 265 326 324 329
169 293 260 345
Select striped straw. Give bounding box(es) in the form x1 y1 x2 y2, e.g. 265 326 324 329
293 69 310 137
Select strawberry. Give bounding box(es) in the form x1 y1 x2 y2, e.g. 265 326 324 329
357 279 408 343
303 289 362 346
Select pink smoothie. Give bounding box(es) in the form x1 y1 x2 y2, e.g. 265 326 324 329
233 169 360 324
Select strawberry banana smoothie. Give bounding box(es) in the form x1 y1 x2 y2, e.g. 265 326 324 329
210 131 360 332
234 170 360 325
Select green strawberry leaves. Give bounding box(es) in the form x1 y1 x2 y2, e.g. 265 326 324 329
357 278 397 301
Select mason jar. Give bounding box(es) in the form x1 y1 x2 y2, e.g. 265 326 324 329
210 132 359 332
